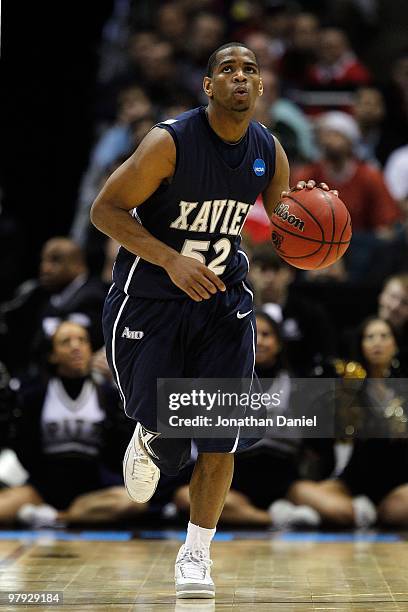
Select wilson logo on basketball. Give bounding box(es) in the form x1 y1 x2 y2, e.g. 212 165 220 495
273 203 305 232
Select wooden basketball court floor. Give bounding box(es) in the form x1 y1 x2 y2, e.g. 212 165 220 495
0 529 408 611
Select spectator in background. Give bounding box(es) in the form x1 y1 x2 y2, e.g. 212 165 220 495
383 50 408 140
353 87 402 167
279 12 319 89
0 321 144 527
293 111 402 282
138 41 185 108
130 114 156 150
93 86 152 170
0 238 106 378
228 0 265 40
127 29 160 71
378 274 408 362
253 70 317 163
159 93 198 122
262 1 294 60
182 12 225 102
288 317 408 528
243 31 279 73
323 110 400 234
340 273 408 366
299 28 371 115
385 145 408 245
72 86 154 244
155 2 188 58
96 29 159 124
249 244 336 375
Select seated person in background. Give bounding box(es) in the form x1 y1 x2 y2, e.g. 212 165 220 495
174 311 317 527
293 111 401 235
0 237 106 378
249 244 336 375
71 86 154 245
353 87 404 168
252 71 317 164
278 12 320 90
299 28 371 115
340 272 408 362
292 111 402 283
0 321 145 527
378 274 408 363
384 145 408 262
287 317 408 528
385 145 408 212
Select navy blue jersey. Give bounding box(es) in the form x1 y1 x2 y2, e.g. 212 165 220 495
113 106 276 299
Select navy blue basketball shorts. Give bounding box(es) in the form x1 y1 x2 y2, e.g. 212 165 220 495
103 281 260 475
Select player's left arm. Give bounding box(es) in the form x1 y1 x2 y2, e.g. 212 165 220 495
262 137 290 218
262 137 338 219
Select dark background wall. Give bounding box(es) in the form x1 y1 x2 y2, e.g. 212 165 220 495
1 0 113 297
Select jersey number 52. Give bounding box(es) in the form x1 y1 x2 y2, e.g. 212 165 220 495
180 238 231 275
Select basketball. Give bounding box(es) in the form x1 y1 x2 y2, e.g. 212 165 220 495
270 188 352 270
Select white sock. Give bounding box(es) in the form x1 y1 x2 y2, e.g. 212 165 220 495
185 521 216 553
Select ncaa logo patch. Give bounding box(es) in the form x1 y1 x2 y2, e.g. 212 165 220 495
253 158 266 176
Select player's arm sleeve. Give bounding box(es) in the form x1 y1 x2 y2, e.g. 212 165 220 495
262 137 290 218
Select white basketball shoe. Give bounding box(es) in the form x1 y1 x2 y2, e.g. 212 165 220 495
175 545 215 599
123 422 160 503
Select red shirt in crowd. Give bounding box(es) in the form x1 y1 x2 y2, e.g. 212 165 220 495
306 54 371 88
292 160 401 231
300 54 371 115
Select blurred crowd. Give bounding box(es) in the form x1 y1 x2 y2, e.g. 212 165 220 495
0 0 408 530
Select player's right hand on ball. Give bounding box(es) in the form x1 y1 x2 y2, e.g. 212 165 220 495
281 180 339 198
165 255 226 302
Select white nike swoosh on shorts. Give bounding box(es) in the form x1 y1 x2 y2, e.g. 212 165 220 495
237 310 252 319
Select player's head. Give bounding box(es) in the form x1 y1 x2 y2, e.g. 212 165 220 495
49 321 92 377
39 237 87 292
378 274 408 330
203 43 263 113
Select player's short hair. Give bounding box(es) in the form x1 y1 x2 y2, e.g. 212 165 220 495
206 42 258 77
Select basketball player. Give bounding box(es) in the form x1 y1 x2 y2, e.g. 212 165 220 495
91 43 330 599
